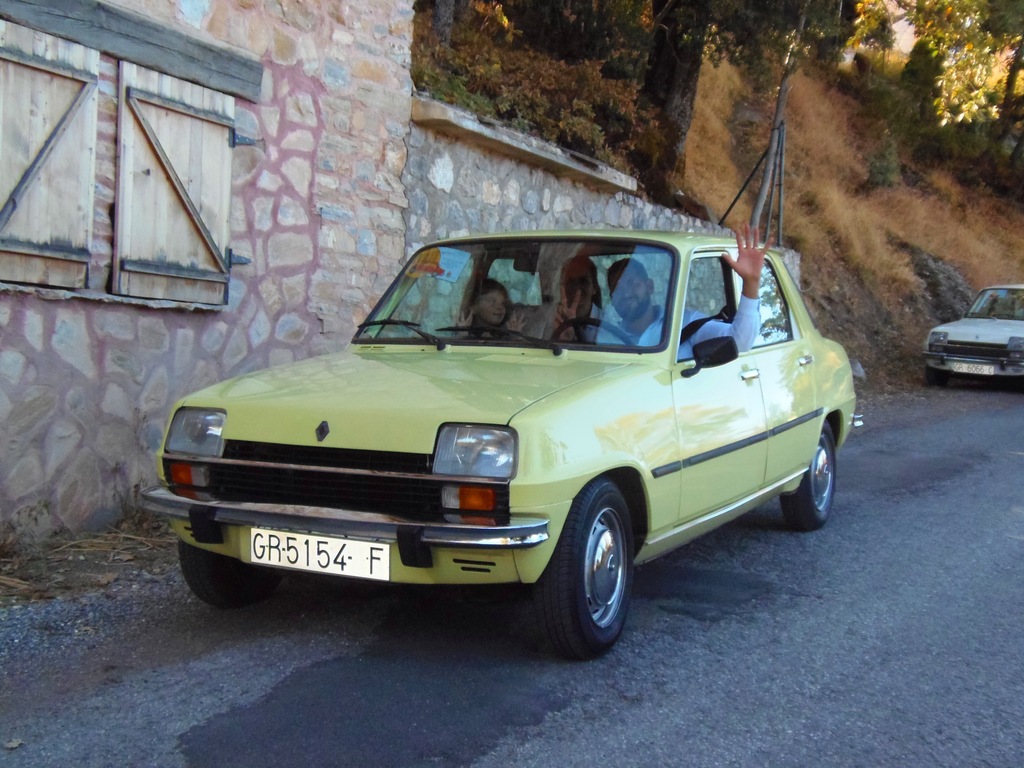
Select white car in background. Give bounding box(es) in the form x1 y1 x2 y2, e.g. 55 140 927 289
924 285 1024 386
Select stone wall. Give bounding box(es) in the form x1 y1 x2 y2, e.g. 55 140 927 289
403 99 728 253
0 0 414 539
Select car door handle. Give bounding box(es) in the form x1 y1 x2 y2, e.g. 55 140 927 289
740 369 760 382
798 354 814 366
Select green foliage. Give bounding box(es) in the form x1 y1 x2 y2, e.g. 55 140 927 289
866 135 900 188
849 0 896 51
412 3 652 169
502 0 650 71
909 0 998 125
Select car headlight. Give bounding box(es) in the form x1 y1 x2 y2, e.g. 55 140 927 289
165 407 226 457
1009 336 1024 359
433 424 517 479
928 331 948 351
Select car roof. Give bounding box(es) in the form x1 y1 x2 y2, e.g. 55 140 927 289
425 230 744 253
979 284 1024 291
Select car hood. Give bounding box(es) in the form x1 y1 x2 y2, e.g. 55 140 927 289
931 317 1024 344
177 347 632 453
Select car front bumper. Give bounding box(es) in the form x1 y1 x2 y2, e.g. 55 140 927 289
140 485 549 555
923 351 1024 377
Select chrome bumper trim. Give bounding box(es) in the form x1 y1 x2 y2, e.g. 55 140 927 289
140 486 548 549
923 352 1022 369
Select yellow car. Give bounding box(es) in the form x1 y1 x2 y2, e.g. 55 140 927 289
142 231 859 659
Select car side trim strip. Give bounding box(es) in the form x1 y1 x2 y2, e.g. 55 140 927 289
768 408 824 437
651 461 683 478
651 409 823 477
647 469 806 547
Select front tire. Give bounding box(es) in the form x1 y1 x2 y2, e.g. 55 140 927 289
925 365 950 387
535 478 634 659
178 540 283 608
781 422 837 532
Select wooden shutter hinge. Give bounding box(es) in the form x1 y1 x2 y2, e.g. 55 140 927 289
229 128 262 149
227 248 252 267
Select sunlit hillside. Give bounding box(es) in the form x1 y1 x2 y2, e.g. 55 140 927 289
684 61 1024 390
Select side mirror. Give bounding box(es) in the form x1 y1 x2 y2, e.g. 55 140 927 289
681 336 738 378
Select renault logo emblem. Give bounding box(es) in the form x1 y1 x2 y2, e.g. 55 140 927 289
316 421 330 442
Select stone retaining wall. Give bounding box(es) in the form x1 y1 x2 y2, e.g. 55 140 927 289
403 99 728 251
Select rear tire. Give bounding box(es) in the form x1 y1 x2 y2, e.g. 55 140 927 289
178 540 282 608
925 365 950 387
781 422 836 532
535 478 634 659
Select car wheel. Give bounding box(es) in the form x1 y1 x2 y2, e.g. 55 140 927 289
925 365 950 387
535 478 634 659
178 540 283 608
781 422 836 532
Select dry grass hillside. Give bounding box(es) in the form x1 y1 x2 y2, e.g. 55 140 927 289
683 62 1024 391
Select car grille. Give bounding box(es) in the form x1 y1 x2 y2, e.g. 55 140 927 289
225 440 432 474
167 441 510 524
943 341 1008 360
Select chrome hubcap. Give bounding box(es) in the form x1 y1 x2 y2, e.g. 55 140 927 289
810 435 834 510
585 507 626 627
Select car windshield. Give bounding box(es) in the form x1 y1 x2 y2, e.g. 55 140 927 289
355 238 677 351
965 288 1024 320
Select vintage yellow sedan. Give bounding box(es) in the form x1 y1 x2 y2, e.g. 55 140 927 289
142 231 859 658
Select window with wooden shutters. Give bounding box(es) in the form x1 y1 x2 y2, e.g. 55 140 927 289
114 62 234 305
0 20 98 289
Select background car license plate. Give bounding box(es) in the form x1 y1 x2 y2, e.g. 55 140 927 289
249 528 390 581
951 361 995 375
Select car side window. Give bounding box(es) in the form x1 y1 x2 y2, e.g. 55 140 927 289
753 264 793 347
684 256 728 319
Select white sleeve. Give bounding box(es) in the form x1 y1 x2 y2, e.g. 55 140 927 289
729 295 761 352
690 296 761 352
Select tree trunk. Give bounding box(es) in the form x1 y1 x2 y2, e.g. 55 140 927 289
1011 130 1024 169
641 1 711 206
997 36 1024 141
750 9 806 233
433 0 470 46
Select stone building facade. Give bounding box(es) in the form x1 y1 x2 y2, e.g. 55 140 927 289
0 0 414 539
0 0 754 542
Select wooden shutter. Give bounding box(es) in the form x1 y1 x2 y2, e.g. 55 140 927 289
114 62 234 305
0 21 98 288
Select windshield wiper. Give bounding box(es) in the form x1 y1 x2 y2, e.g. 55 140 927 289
436 325 563 356
356 320 447 350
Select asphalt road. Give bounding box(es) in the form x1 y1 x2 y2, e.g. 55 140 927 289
2 382 1023 768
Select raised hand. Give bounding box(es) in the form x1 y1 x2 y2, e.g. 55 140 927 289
552 282 582 340
728 223 767 299
507 310 526 333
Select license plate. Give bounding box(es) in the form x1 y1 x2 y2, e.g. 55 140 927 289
951 361 995 376
249 528 390 581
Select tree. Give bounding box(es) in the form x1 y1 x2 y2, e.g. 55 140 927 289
503 0 650 69
910 0 998 126
751 8 807 231
986 0 1024 148
433 0 472 46
639 0 841 206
